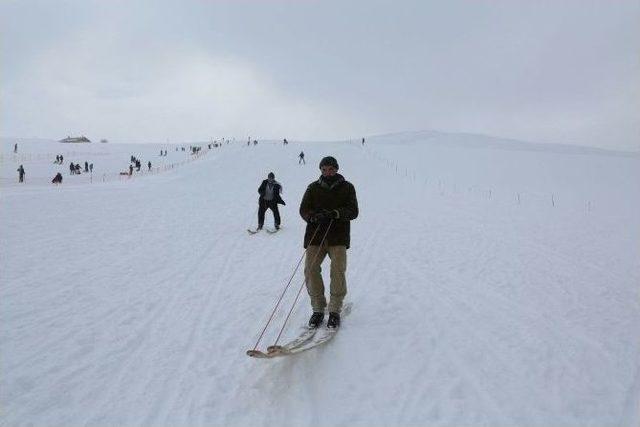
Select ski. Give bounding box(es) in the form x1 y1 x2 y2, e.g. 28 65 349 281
266 327 317 353
247 302 352 359
277 328 338 356
247 327 317 358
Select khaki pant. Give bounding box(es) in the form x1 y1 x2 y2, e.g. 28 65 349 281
304 243 347 313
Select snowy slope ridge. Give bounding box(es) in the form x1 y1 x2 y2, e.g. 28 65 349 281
368 130 640 157
1 135 639 426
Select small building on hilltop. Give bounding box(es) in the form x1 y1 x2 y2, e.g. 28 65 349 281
60 136 91 143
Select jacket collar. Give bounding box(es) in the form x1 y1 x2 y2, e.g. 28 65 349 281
318 173 344 190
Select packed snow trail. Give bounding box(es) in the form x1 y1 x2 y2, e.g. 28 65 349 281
1 138 639 426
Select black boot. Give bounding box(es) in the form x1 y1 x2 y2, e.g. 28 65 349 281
327 312 340 329
308 312 324 328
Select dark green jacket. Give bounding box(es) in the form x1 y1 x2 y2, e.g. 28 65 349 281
299 174 358 248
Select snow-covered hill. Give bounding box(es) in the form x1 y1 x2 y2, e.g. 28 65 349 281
1 134 639 426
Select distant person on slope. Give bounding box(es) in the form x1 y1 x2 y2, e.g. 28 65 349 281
52 172 63 184
299 156 358 329
298 151 305 164
17 165 25 183
256 172 285 231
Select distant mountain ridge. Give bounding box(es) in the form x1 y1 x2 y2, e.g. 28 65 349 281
367 130 639 157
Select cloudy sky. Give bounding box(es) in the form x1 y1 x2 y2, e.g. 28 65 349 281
1 0 638 149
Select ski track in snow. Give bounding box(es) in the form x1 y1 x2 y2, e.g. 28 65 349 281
1 139 639 426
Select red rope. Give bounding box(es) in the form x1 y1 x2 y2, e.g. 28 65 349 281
273 220 334 346
251 223 323 350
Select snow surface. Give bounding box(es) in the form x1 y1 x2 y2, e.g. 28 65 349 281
1 134 639 426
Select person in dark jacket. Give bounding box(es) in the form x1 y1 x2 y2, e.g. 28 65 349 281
299 156 358 329
257 172 285 230
52 172 63 184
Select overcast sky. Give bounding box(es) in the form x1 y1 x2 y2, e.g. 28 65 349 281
1 0 638 149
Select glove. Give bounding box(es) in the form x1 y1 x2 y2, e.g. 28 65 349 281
309 209 338 223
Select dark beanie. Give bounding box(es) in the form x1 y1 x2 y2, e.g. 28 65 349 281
268 172 275 179
319 156 339 170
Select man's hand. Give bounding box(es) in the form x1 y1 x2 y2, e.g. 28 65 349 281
309 209 338 223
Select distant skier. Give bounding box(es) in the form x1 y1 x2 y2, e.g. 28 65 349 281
298 151 305 164
129 164 133 176
51 172 63 184
362 137 365 146
148 161 152 171
17 165 25 183
84 161 89 172
299 156 358 329
14 143 17 153
89 163 93 173
256 172 285 231
69 162 75 175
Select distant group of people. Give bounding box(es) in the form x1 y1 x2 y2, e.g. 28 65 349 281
130 156 142 172
123 155 153 176
54 154 65 164
70 162 92 175
159 150 168 156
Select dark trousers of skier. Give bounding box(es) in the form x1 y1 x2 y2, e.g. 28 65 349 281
257 198 280 229
299 156 305 164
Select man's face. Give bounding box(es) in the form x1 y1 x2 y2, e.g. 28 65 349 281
321 166 337 177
